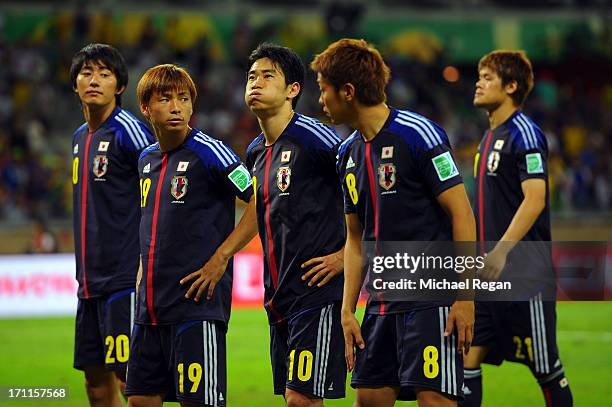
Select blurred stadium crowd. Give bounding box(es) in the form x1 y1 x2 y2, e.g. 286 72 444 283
0 5 610 228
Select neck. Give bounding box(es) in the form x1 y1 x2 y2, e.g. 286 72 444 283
487 99 518 130
256 104 295 146
351 103 390 142
155 126 191 152
83 102 116 132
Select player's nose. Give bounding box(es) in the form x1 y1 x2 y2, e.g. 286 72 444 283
169 98 181 113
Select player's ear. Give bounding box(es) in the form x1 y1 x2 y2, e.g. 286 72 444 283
505 80 518 96
341 83 356 102
116 85 126 96
287 82 301 100
140 102 150 119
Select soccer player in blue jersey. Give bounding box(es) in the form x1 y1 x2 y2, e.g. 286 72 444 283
70 43 155 407
181 43 347 407
125 64 252 407
311 39 476 407
460 51 573 407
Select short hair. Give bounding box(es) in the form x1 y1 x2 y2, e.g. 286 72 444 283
478 50 534 107
310 38 390 106
247 43 305 109
70 43 128 106
136 64 197 106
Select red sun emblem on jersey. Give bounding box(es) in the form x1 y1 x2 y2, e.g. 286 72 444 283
93 155 109 178
277 166 291 192
378 163 396 190
171 176 188 200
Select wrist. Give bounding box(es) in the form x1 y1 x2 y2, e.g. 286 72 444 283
495 241 515 255
341 306 355 317
216 247 232 262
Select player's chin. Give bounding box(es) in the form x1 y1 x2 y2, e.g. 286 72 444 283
248 102 268 114
473 99 487 108
162 122 188 133
83 97 111 107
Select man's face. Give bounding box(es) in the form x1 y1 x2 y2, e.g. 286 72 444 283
316 73 349 125
245 58 294 114
474 66 509 109
142 88 193 135
74 61 122 108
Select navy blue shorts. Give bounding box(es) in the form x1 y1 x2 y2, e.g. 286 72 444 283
73 288 135 371
473 293 561 376
351 306 463 401
125 320 226 406
270 302 346 399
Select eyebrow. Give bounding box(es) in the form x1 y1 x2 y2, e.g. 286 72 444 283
248 68 277 75
82 64 111 71
159 91 189 97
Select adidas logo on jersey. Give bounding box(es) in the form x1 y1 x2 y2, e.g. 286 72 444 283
462 384 472 395
143 163 151 174
219 393 224 401
346 156 356 169
328 382 334 391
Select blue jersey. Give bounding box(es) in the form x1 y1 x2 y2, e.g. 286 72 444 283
336 108 464 314
72 107 155 299
245 113 345 324
474 111 550 244
137 128 253 325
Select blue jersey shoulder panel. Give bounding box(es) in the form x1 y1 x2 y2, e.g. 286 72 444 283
186 129 239 170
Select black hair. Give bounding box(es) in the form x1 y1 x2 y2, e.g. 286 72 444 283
70 43 128 106
247 43 305 109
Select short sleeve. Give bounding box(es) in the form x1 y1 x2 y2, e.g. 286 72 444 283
512 123 548 182
114 118 156 163
204 140 253 203
417 140 464 198
221 161 254 202
337 144 357 214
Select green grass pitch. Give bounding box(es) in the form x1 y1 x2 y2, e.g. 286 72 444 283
0 302 610 406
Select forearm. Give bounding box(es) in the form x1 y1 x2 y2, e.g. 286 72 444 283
341 237 363 314
217 197 258 260
451 208 476 242
498 195 545 253
136 256 142 294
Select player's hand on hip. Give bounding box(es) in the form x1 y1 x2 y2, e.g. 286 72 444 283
481 245 508 281
180 250 229 301
445 300 475 355
301 248 344 287
341 311 364 372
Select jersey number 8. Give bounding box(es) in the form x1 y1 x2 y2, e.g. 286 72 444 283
345 173 359 205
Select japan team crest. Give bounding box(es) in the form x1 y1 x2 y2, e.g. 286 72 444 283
277 166 291 192
378 163 396 190
171 175 188 200
93 155 108 178
487 151 500 173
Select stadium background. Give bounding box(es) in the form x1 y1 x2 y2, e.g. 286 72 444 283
0 0 610 405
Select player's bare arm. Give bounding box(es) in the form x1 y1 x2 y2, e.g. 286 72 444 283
341 213 365 372
136 256 142 295
437 183 476 355
181 195 257 301
481 178 546 281
301 246 344 287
